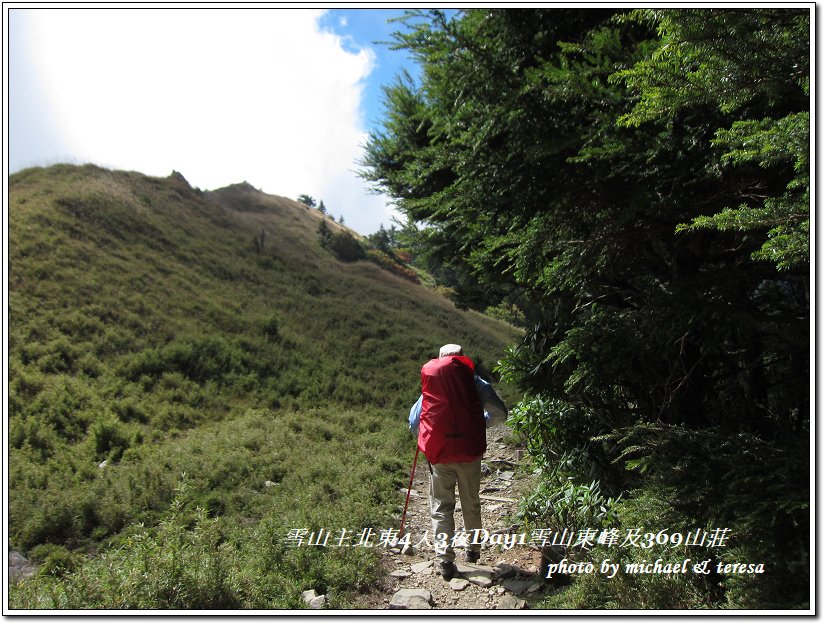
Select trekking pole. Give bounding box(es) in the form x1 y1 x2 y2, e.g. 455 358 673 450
399 446 420 537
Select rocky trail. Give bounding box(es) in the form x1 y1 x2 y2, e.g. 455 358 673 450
352 425 555 610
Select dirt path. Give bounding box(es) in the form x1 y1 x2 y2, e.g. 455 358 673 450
356 425 552 610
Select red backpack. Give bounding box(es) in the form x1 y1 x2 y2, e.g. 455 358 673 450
418 355 486 464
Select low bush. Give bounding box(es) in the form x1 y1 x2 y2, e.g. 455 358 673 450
366 249 420 283
90 419 130 462
28 544 82 578
10 407 412 609
326 231 366 262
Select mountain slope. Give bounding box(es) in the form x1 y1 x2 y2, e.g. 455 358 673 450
7 164 519 609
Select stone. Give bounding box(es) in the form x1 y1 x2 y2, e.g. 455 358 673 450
390 570 412 579
456 562 495 588
449 578 470 591
466 573 494 588
301 589 326 609
401 543 415 556
456 562 496 575
264 480 277 487
411 560 433 573
497 594 527 610
526 582 542 594
9 551 36 582
502 579 535 595
497 470 515 481
493 563 518 580
389 588 433 609
98 460 108 468
407 597 432 609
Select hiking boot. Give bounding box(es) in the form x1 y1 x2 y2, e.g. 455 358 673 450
439 560 458 580
466 550 480 564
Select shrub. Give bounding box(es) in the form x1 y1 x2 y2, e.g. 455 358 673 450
317 220 332 247
326 231 365 262
90 418 130 462
28 544 81 577
260 315 280 341
484 301 527 327
124 337 245 384
10 417 59 458
28 376 94 442
10 489 252 609
114 399 148 424
54 192 162 243
366 249 420 283
537 486 715 610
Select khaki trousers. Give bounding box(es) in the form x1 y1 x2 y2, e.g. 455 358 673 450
428 457 483 562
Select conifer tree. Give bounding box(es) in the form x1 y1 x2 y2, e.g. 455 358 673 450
362 8 810 608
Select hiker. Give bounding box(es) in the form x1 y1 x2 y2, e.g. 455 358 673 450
408 344 508 580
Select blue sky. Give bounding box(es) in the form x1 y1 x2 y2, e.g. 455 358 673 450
319 9 422 135
7 7 430 235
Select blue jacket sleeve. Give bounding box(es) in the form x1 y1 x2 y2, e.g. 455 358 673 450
475 376 508 428
409 395 423 437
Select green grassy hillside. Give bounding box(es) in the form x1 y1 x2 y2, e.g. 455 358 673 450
7 164 519 608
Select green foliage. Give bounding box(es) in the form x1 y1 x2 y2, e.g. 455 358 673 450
519 476 619 538
10 409 413 609
365 223 396 252
90 418 130 462
122 335 247 383
260 314 281 341
12 484 263 609
317 219 332 247
366 249 420 283
296 194 316 208
325 230 366 262
614 9 808 122
28 544 83 578
364 8 809 609
511 395 620 545
483 301 526 328
538 487 715 609
683 113 810 270
615 9 810 271
601 423 809 608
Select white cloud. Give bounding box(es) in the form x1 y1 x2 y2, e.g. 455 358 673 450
12 8 393 233
319 161 400 234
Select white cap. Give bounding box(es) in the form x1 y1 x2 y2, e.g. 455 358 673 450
439 344 463 357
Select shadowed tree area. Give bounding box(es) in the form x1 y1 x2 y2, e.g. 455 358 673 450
361 8 809 609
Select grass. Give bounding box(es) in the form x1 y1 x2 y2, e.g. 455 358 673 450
7 163 519 609
10 407 410 609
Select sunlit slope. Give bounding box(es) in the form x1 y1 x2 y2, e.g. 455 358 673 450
7 163 517 554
